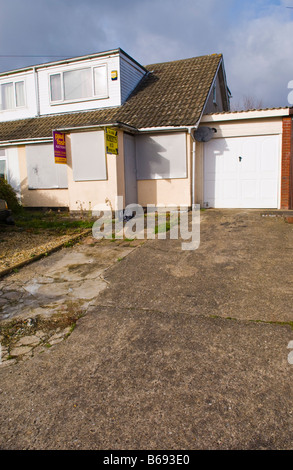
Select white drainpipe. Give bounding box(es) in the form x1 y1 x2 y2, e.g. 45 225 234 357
188 127 197 209
33 67 40 116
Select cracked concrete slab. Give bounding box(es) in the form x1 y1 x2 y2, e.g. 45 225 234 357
0 237 142 323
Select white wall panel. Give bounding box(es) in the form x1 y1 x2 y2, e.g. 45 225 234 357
71 131 107 181
6 147 21 195
201 118 283 138
136 133 187 180
26 144 68 189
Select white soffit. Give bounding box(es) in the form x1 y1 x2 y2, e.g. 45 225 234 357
201 108 291 122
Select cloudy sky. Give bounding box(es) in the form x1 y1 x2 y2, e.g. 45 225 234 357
1 0 293 109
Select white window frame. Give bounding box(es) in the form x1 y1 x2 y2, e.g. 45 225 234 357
49 64 108 105
0 80 26 111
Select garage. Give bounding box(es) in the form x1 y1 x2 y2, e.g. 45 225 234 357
200 108 293 210
203 135 280 209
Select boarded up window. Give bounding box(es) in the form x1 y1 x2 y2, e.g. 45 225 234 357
0 159 6 179
26 144 68 189
135 133 187 180
71 131 107 181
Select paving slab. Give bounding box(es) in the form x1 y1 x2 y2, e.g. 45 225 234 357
95 209 293 324
0 306 292 450
0 237 140 323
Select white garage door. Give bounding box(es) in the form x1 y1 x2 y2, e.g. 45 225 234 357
203 135 280 208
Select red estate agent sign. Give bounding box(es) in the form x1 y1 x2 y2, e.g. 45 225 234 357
53 131 67 164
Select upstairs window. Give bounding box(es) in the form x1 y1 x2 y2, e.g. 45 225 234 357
49 65 108 104
64 68 92 101
1 81 25 110
50 74 62 102
93 66 108 97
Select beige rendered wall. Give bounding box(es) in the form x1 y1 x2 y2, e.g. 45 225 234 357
201 117 283 138
194 141 204 207
137 132 192 207
66 130 125 212
18 129 126 211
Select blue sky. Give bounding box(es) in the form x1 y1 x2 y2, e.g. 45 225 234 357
0 0 293 109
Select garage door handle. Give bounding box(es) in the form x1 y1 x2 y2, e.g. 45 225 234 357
239 156 243 162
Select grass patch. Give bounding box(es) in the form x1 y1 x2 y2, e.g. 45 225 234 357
250 319 293 330
153 212 172 235
0 311 83 350
209 314 293 330
13 209 94 234
154 221 171 234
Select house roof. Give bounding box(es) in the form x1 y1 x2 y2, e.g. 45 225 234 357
0 53 224 143
117 54 224 128
0 107 119 142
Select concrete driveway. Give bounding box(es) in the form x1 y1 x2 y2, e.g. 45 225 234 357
0 209 292 450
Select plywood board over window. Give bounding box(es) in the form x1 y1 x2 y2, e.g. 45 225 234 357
71 131 107 181
26 144 68 189
136 133 187 180
0 148 6 179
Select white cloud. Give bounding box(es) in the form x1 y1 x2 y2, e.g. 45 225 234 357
0 0 292 108
223 12 293 108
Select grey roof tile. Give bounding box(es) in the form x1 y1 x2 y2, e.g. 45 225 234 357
0 54 223 142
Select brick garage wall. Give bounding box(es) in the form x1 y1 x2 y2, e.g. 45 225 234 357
281 117 293 210
291 119 293 210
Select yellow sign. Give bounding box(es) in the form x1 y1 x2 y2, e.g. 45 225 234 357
111 70 118 80
105 127 118 155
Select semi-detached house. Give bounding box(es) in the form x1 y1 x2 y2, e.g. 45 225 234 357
0 47 292 212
